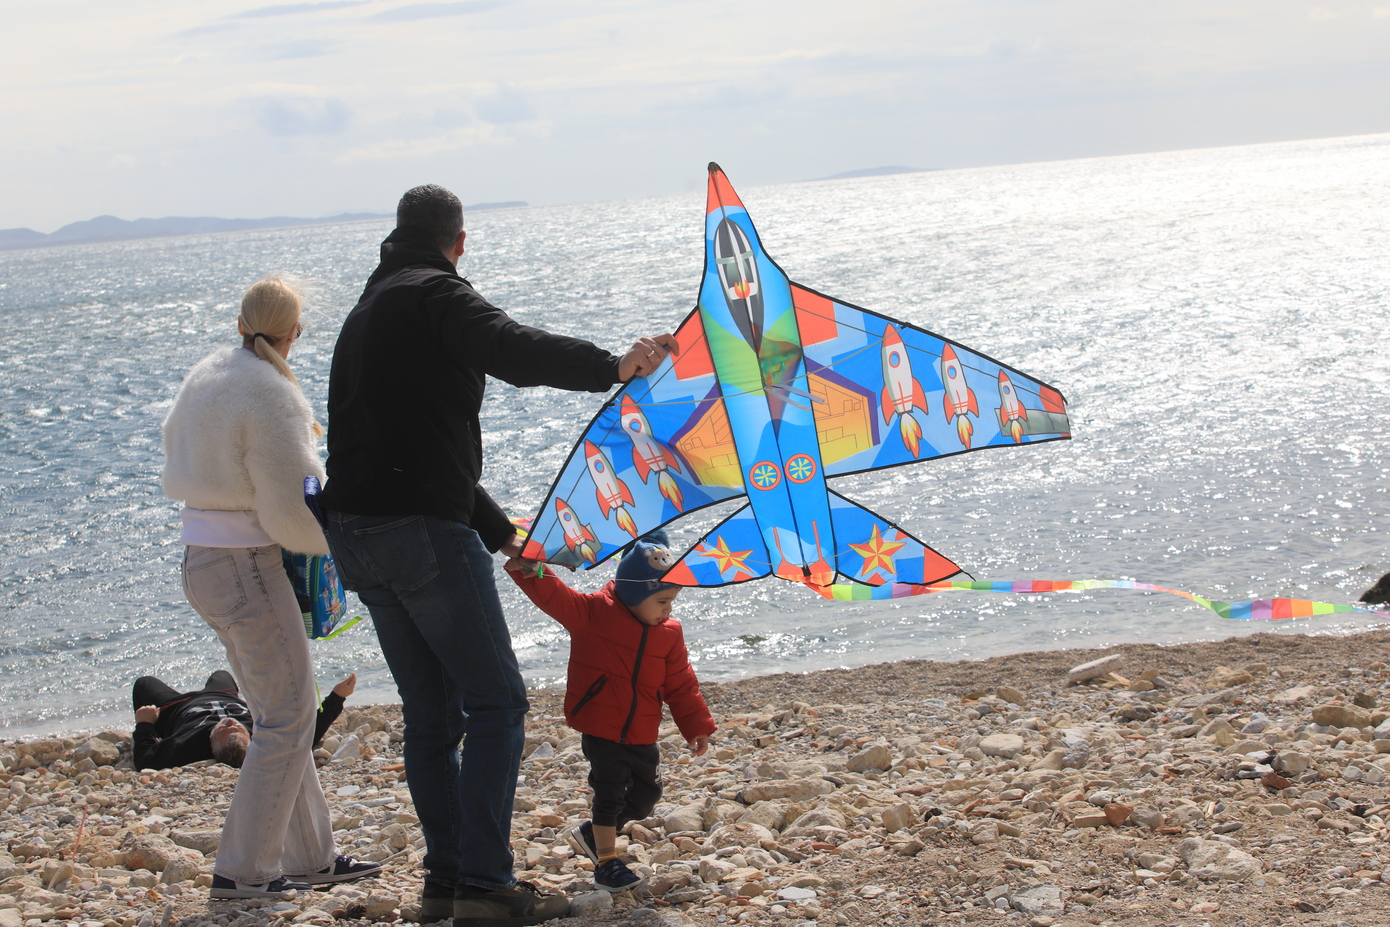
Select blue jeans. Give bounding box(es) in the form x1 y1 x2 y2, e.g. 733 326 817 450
326 513 528 891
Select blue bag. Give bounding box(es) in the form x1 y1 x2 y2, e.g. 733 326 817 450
282 477 364 641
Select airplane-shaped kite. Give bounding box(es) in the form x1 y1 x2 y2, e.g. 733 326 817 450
521 163 1071 591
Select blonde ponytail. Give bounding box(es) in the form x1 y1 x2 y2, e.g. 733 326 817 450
239 276 324 438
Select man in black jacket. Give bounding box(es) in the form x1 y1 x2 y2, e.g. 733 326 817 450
132 671 354 770
323 184 673 925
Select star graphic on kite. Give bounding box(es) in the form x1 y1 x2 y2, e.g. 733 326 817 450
699 536 755 579
848 524 908 582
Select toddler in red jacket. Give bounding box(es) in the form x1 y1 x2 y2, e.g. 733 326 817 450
506 529 715 893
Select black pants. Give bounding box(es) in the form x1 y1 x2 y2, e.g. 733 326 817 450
581 734 662 829
131 670 238 712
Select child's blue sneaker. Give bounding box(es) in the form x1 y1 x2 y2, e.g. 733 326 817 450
593 857 644 894
565 821 600 865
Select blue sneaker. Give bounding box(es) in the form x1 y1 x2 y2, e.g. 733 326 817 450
210 874 312 899
593 857 644 894
288 854 383 885
565 821 600 865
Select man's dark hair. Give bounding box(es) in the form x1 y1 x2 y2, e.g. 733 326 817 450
397 184 464 254
212 736 247 768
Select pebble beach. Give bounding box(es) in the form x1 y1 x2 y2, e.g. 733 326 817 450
6 629 1390 927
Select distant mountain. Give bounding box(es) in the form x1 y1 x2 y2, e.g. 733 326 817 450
809 166 935 181
0 201 529 252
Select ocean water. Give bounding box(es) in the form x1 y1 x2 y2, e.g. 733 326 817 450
4 134 1390 737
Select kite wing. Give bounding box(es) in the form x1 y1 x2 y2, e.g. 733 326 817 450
519 307 749 569
524 163 1070 591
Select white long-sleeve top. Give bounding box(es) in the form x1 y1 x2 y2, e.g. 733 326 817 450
162 347 329 555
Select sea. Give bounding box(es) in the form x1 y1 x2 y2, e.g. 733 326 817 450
4 134 1390 738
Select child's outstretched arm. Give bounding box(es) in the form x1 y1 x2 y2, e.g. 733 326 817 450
504 554 595 631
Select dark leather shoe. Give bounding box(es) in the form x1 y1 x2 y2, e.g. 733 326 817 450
453 881 570 926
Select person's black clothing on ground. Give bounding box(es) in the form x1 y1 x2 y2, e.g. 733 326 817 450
131 671 344 769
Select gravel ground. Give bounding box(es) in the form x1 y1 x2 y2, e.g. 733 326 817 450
6 629 1390 927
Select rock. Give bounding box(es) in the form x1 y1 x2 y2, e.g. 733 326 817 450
881 802 915 833
1274 685 1319 702
734 802 783 833
331 734 362 763
1178 838 1263 882
663 805 706 834
569 891 613 917
120 834 184 873
160 856 200 885
1103 803 1133 826
706 822 774 849
1206 667 1253 689
699 857 737 882
73 738 120 767
170 830 220 855
1062 734 1092 769
1260 771 1293 790
1274 751 1311 775
777 886 817 901
979 733 1025 758
364 891 399 919
1032 748 1067 771
846 744 892 772
0 909 23 927
783 807 848 837
996 686 1027 707
1067 654 1124 684
1011 886 1064 917
742 778 834 803
1312 703 1372 729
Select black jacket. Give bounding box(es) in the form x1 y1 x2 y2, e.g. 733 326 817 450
323 227 621 550
132 692 344 770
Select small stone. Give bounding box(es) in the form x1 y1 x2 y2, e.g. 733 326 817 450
1260 771 1292 791
881 803 915 833
331 734 361 763
777 887 817 901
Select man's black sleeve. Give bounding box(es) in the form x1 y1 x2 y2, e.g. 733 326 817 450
133 721 209 770
470 485 518 552
314 692 346 748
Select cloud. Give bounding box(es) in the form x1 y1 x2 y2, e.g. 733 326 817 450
474 84 535 124
370 0 509 23
253 38 339 60
229 1 367 17
253 95 353 136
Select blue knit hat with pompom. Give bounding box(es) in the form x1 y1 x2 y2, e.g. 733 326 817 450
615 529 679 606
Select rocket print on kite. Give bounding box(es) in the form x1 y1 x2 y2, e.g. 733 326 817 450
521 163 1071 591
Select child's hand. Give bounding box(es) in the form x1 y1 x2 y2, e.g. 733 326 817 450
504 557 534 573
688 734 709 756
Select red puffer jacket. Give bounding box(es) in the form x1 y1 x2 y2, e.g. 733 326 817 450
510 570 716 745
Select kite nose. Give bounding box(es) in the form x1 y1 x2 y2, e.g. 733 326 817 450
708 162 721 173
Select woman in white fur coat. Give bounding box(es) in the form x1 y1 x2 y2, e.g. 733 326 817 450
162 277 377 900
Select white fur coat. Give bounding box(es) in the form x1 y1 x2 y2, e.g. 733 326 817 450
162 347 329 555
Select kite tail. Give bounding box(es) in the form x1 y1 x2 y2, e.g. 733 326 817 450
956 415 973 449
657 470 685 511
811 576 1390 622
615 507 639 539
899 414 922 458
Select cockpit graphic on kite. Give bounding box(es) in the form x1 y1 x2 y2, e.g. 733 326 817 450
520 163 1071 591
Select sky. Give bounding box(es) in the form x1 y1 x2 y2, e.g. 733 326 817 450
3 1 1390 232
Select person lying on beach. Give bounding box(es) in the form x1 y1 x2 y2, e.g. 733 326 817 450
132 670 357 770
505 530 715 893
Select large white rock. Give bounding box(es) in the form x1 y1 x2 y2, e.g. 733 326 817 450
979 733 1025 759
1067 654 1124 684
846 744 892 772
1178 838 1263 882
741 778 834 803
